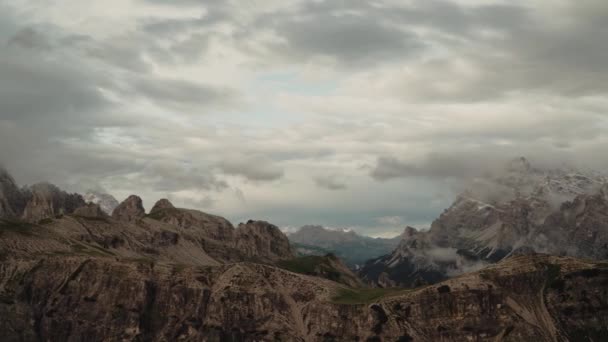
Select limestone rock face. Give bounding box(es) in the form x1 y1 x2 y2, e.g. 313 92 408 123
0 254 607 341
0 168 27 218
149 198 174 214
112 195 146 222
73 203 108 219
21 183 85 223
235 220 294 262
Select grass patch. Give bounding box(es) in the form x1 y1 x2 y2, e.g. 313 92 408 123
278 255 344 282
545 263 562 288
145 208 178 221
278 255 328 275
0 219 37 236
332 287 409 305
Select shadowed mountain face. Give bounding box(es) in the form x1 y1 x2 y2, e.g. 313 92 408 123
289 225 402 267
2 166 608 341
360 158 608 288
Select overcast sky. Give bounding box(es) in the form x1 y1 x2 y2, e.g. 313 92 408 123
1 0 607 237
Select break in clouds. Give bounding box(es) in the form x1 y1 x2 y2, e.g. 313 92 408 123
1 0 608 236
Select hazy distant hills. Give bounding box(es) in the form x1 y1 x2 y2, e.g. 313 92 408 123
288 225 402 267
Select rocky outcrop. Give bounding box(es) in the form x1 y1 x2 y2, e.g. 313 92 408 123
235 220 294 262
73 203 108 219
0 168 27 218
147 205 236 242
149 198 175 214
112 195 146 222
21 183 85 223
0 254 606 341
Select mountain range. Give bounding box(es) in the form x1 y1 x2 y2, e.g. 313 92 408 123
288 225 402 267
1 161 608 341
359 157 608 287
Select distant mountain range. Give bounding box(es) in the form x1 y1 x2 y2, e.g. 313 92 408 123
359 157 608 287
288 225 402 267
2 162 608 340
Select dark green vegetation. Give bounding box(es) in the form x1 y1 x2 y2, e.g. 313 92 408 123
331 287 410 304
292 242 332 257
145 210 166 220
545 263 562 288
278 255 343 281
278 254 361 287
0 219 37 236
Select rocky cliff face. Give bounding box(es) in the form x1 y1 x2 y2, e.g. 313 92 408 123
73 203 108 219
1 253 607 341
112 195 146 222
21 183 85 223
0 168 27 218
235 220 293 262
361 158 608 287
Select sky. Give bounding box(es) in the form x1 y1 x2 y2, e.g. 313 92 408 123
1 0 608 237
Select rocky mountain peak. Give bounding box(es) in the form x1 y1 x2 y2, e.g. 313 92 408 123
150 198 174 214
403 226 419 239
21 182 85 222
84 190 119 215
235 220 294 261
112 195 145 222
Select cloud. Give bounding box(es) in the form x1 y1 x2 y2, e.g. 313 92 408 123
264 6 426 66
314 175 347 190
217 157 284 182
131 77 239 110
1 0 608 237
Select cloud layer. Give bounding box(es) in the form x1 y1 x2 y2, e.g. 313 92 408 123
1 0 607 236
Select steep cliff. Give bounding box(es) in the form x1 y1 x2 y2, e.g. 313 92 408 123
0 253 606 341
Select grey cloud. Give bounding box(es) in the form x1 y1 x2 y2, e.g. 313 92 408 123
0 50 111 123
314 175 347 191
267 12 425 66
217 158 284 182
8 27 52 50
132 77 239 110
